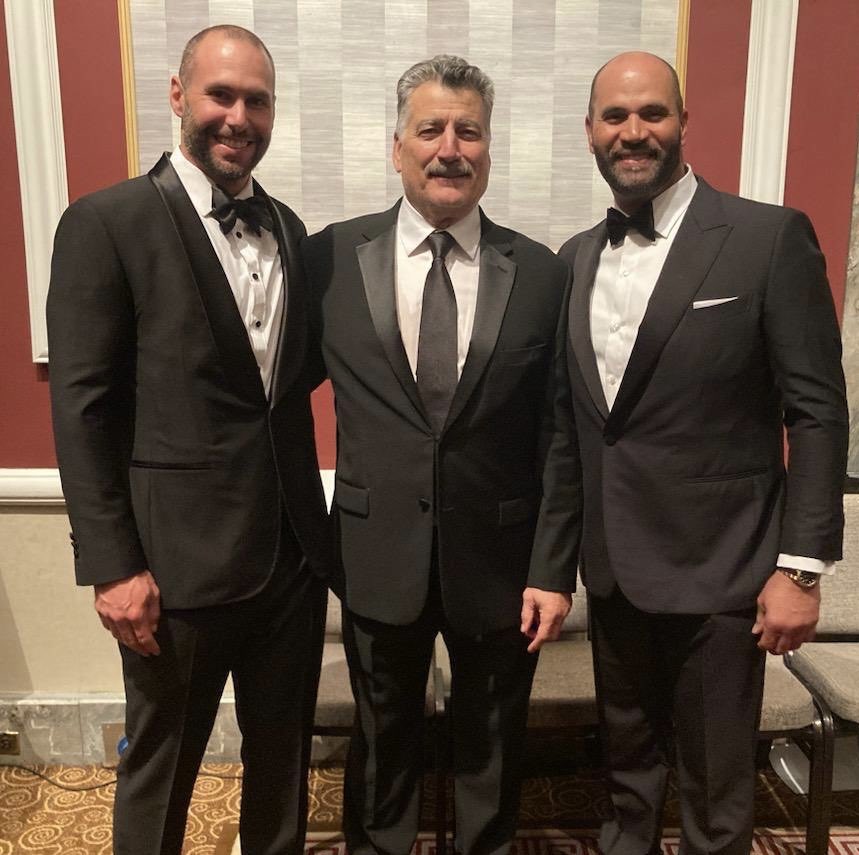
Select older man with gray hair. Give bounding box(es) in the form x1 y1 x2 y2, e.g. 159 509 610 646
304 55 575 855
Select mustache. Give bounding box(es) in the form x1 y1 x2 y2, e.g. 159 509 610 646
426 161 474 178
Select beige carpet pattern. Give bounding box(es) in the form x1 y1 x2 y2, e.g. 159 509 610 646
2 762 858 854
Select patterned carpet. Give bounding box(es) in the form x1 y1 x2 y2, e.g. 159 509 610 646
1 761 858 854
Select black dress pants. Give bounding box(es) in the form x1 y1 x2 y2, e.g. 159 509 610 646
589 587 765 855
113 535 327 855
342 572 538 855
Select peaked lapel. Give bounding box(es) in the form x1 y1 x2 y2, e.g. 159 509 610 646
568 226 609 421
605 178 732 437
266 191 307 405
444 211 517 430
355 203 429 421
148 154 266 406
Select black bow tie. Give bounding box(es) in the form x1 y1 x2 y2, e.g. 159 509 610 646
210 186 273 237
606 202 656 247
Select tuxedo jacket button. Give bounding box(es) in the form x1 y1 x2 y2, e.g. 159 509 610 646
418 498 431 512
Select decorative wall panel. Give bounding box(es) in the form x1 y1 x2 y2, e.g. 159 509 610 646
129 0 680 246
843 138 859 476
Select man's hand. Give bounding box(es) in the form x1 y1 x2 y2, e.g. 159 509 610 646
94 570 162 656
753 570 820 655
520 587 572 653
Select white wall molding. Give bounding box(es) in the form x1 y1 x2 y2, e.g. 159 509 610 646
739 0 799 204
0 469 64 505
0 468 336 507
4 0 68 362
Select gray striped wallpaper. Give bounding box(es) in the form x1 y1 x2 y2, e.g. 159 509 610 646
130 0 679 248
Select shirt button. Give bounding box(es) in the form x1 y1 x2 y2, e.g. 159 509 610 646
254 320 262 328
610 321 620 333
236 231 243 239
607 374 617 386
252 273 259 280
622 270 629 277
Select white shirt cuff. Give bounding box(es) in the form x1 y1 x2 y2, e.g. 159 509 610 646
776 554 835 575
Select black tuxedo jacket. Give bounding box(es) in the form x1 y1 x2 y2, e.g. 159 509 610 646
540 177 848 613
304 203 573 634
48 155 331 609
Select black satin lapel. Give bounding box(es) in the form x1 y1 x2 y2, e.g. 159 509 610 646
356 227 426 417
148 155 265 404
606 204 731 436
267 197 306 404
445 241 516 430
569 231 609 420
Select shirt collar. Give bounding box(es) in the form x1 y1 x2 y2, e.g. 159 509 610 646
170 147 254 222
650 165 697 238
397 195 481 261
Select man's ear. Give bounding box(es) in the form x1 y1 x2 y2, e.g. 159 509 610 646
585 115 595 154
169 75 185 120
392 132 403 174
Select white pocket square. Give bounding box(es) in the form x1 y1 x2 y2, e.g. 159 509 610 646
692 297 739 309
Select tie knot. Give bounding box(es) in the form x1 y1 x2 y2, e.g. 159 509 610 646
427 230 455 261
606 202 656 247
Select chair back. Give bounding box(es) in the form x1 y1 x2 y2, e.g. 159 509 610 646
815 492 859 636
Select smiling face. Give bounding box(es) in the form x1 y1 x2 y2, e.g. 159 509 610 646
586 52 687 210
170 32 275 194
392 81 490 229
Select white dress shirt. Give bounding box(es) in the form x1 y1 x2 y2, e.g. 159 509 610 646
171 148 284 396
591 168 697 410
395 196 481 379
591 166 830 575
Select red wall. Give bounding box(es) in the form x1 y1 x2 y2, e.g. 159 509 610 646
683 0 751 194
784 0 859 322
1 2 857 469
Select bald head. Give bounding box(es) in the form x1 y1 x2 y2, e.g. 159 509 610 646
179 25 275 89
589 51 683 118
585 50 688 209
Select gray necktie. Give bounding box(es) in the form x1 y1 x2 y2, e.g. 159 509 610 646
417 231 458 433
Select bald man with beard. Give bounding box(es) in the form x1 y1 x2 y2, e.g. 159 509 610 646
533 51 848 855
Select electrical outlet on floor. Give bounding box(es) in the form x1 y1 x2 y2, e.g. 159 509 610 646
0 731 21 755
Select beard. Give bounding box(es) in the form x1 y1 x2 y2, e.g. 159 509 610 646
181 106 269 186
594 133 683 203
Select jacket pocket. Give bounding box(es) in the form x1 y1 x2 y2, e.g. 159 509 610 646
498 493 539 527
335 478 370 518
130 460 214 470
493 343 547 368
686 466 768 484
686 292 752 323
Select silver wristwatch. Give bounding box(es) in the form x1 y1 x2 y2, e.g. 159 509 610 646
777 567 820 588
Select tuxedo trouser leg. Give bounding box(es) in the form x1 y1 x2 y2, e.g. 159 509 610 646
443 624 538 855
590 590 765 855
232 554 328 855
589 590 678 855
114 608 232 855
668 609 764 855
341 601 437 855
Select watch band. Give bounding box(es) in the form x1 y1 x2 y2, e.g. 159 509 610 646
777 566 820 588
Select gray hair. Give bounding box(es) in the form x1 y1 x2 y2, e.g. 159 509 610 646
395 54 494 135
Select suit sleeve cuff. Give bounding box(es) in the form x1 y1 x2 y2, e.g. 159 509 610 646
776 554 835 575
